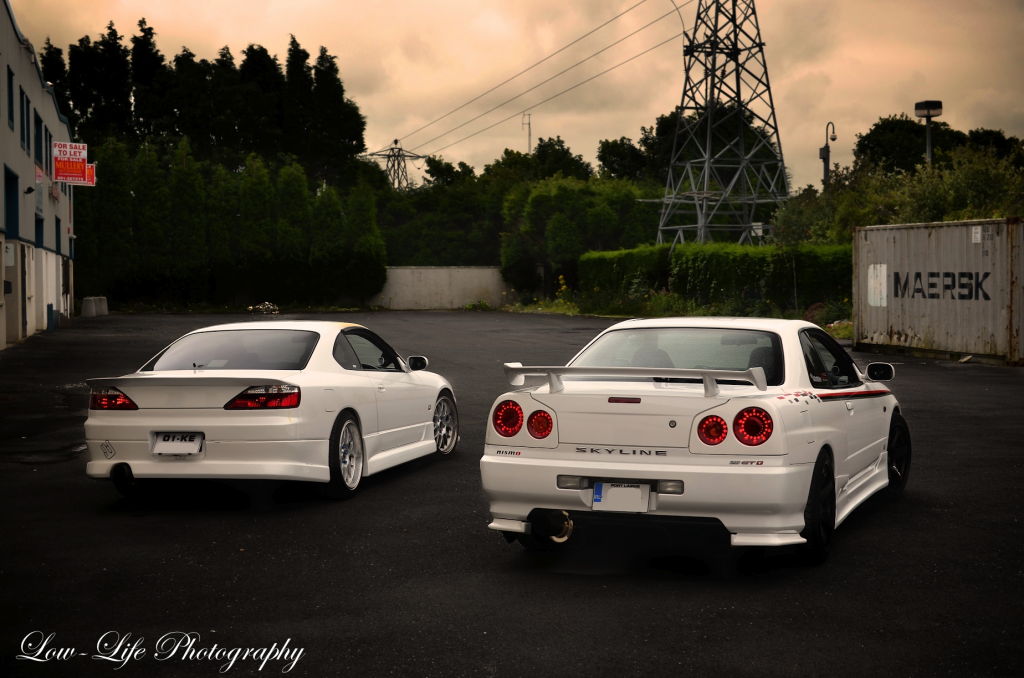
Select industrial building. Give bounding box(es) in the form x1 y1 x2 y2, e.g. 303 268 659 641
1 0 74 349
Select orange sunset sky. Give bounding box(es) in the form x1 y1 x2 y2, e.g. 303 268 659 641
11 0 1024 188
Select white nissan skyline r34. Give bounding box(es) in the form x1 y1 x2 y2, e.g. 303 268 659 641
480 317 911 562
86 321 459 497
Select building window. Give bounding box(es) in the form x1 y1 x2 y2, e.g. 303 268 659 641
24 95 31 156
34 111 43 166
55 216 61 255
18 86 24 147
35 215 44 246
6 68 12 130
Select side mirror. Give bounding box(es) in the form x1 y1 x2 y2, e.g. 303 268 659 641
408 356 429 371
865 362 894 381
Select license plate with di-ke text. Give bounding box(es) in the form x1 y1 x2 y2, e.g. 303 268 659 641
152 432 204 456
592 482 650 513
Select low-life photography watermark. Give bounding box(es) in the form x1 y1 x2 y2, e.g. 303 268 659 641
16 631 305 673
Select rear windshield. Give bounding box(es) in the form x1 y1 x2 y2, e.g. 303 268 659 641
571 328 785 386
144 330 320 371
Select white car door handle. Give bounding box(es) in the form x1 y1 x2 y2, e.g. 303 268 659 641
377 384 386 393
846 401 854 411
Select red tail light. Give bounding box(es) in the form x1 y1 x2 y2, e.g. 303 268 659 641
90 387 138 411
493 400 524 437
697 415 728 445
527 410 553 439
224 385 301 410
734 407 773 446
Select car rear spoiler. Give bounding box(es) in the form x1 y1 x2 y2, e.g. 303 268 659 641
502 363 767 397
87 375 298 389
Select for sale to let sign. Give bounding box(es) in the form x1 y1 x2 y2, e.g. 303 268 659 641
52 141 88 182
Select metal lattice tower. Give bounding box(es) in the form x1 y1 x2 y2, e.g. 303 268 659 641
655 0 788 246
367 140 425 190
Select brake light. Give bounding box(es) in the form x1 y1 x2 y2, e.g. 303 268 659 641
493 400 524 437
90 387 138 410
527 410 553 439
697 415 728 445
224 385 301 410
734 407 773 446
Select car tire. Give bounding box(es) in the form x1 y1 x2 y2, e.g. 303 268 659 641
800 449 836 565
111 464 141 498
321 413 364 500
432 393 459 456
886 413 912 495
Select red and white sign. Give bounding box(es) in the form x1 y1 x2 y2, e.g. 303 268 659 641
53 141 88 183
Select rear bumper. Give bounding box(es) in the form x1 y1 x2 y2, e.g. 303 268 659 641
85 440 330 481
480 449 813 540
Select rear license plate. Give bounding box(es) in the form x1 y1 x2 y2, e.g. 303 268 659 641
152 432 204 456
592 482 650 513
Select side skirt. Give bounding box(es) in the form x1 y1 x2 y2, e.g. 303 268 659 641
365 439 436 476
835 451 890 528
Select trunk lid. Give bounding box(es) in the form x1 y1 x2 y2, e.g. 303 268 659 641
530 379 730 448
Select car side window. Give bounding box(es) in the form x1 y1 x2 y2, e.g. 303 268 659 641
346 331 403 372
804 330 860 388
799 332 831 388
333 332 362 371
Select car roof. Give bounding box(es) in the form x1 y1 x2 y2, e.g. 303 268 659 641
187 320 365 334
606 317 818 335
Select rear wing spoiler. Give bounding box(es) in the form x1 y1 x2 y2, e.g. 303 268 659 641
502 363 767 398
87 375 297 390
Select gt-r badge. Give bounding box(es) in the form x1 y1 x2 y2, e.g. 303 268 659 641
100 441 116 459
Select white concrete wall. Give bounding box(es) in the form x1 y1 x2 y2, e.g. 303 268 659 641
372 267 513 310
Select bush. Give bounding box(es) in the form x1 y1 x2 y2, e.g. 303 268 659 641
575 242 852 313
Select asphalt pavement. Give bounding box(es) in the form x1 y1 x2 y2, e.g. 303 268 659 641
1 311 1021 678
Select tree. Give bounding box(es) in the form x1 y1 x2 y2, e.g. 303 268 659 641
130 19 171 139
168 138 208 300
237 154 276 277
344 184 388 303
130 141 171 295
68 23 132 142
596 136 646 181
284 36 314 163
39 39 74 127
274 162 312 298
309 185 346 303
237 45 286 160
855 113 968 173
533 136 593 180
76 139 135 296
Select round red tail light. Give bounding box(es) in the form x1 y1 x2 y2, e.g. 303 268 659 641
527 410 553 439
734 407 773 446
697 415 728 445
493 400 524 437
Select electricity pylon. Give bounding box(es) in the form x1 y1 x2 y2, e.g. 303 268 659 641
655 0 788 246
367 140 425 190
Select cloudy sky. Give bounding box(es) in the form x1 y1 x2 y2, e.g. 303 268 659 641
12 0 1024 188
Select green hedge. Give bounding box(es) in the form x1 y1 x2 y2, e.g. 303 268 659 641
578 243 852 309
579 244 672 296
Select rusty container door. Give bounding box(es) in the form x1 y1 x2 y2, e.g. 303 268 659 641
854 218 1014 359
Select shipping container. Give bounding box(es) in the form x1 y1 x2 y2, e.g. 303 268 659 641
853 217 1022 365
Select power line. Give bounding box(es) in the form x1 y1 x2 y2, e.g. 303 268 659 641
372 0 652 153
409 4 684 153
424 31 685 157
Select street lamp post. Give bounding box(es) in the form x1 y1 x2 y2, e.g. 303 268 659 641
914 100 943 165
819 122 837 184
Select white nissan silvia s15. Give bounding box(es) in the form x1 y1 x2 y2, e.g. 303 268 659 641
480 317 911 562
86 321 459 497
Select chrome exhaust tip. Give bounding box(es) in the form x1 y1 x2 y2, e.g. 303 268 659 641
531 509 573 543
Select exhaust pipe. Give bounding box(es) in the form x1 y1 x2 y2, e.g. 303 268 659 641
531 509 573 543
